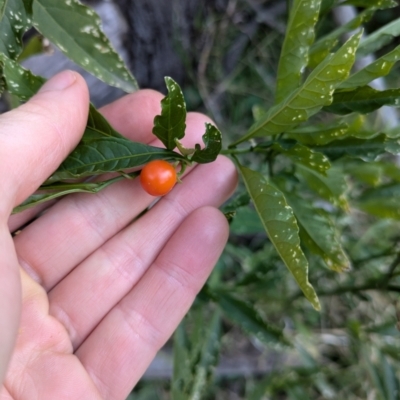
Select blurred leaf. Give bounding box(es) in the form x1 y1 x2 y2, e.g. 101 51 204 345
211 289 290 346
222 191 251 214
315 134 398 161
275 0 321 103
32 0 138 92
296 165 348 209
309 9 372 67
274 142 331 175
190 123 222 164
286 193 351 271
381 352 398 400
13 175 126 213
287 122 349 145
0 0 30 60
238 164 320 310
358 17 400 57
340 45 400 89
0 53 45 100
231 32 361 146
18 34 44 61
153 77 186 150
49 138 184 182
189 310 221 400
172 308 222 400
345 162 384 186
343 0 397 8
0 0 7 22
358 183 400 219
230 206 265 235
324 86 400 115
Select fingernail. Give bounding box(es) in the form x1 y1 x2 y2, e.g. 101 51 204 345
39 70 77 93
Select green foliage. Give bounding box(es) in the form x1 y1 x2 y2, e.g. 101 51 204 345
238 164 321 310
32 0 138 91
5 0 400 398
275 0 321 103
153 77 186 151
232 31 361 145
325 86 400 115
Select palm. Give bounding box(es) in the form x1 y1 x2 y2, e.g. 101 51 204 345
1 89 236 399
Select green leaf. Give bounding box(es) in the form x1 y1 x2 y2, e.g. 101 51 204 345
345 161 384 186
0 53 45 100
286 193 351 272
0 0 7 22
238 164 320 310
357 17 400 57
222 191 251 214
324 86 400 115
275 0 321 103
190 123 222 164
0 0 30 60
274 142 331 175
172 308 222 400
188 310 221 400
13 175 127 213
17 33 44 61
231 31 361 146
287 122 349 145
340 45 400 89
31 0 138 92
343 0 397 8
83 104 125 141
48 138 184 182
315 134 399 161
296 165 348 209
212 289 290 345
309 9 372 68
152 76 186 150
358 183 400 219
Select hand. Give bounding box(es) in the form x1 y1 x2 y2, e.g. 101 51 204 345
1 71 237 399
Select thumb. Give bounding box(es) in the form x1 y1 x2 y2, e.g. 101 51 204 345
0 70 89 215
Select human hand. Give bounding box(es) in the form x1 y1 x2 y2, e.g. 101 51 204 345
1 71 237 399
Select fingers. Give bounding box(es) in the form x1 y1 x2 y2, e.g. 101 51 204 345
13 100 220 289
47 155 237 348
0 226 21 383
0 71 89 215
76 207 229 400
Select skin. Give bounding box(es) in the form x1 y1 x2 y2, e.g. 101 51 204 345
0 71 237 399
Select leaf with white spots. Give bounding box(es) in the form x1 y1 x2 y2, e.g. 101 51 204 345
190 123 222 164
230 31 362 146
324 86 400 115
48 138 184 182
238 164 320 310
286 193 351 272
296 165 348 210
273 142 331 175
309 9 373 68
340 45 400 89
0 52 45 100
0 0 30 60
357 16 400 57
153 77 187 151
31 0 138 92
314 134 400 162
287 122 349 145
275 0 321 103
